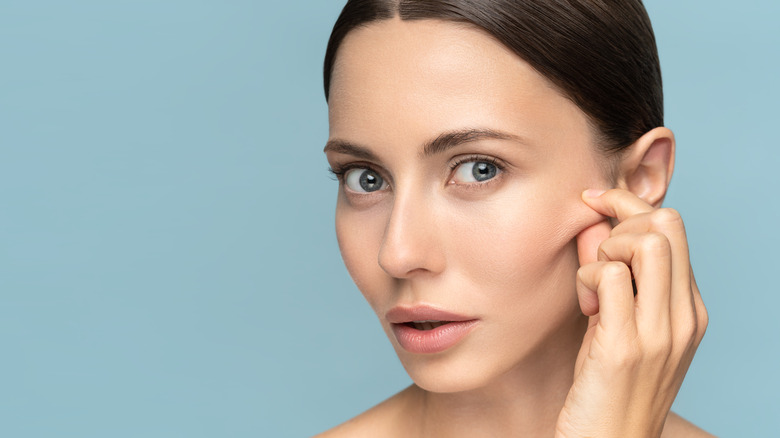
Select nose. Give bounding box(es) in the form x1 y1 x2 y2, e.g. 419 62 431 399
377 188 445 279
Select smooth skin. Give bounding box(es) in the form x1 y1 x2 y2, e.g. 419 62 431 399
320 18 710 438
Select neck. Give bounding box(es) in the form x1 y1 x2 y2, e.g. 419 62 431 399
403 313 587 438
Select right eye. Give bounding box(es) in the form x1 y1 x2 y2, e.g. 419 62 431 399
344 168 388 193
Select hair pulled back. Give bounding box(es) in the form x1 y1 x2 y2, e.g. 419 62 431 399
323 0 663 154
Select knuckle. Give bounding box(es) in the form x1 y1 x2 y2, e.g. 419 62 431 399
638 232 671 254
645 334 673 361
698 305 710 336
651 208 683 227
602 261 631 282
676 318 698 344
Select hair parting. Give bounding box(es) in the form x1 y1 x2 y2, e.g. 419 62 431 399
323 0 664 156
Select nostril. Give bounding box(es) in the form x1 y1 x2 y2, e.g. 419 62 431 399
378 247 430 278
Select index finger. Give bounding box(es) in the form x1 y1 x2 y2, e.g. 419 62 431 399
582 188 654 223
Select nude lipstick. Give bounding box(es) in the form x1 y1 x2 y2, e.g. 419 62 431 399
386 306 478 354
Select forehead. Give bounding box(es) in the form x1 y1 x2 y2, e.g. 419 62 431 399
327 18 588 147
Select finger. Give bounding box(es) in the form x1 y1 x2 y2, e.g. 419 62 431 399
597 232 672 335
582 188 699 346
582 188 654 223
608 208 693 333
577 261 636 332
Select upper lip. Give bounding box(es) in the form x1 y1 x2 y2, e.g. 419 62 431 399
385 305 475 324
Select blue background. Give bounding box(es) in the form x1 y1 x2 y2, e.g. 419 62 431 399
1 1 777 436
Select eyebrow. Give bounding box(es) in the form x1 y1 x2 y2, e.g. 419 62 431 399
323 128 527 160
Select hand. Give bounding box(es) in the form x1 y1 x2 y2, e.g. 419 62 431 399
554 188 708 438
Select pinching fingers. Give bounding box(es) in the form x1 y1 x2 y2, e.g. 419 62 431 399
609 207 696 340
576 261 636 333
597 232 672 335
582 188 654 223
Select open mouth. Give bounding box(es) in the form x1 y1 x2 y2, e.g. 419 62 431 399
404 320 452 330
387 306 477 353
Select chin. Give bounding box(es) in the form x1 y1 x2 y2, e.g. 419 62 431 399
403 361 491 394
391 341 512 394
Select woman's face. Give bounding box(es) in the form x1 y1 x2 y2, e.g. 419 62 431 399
325 19 610 392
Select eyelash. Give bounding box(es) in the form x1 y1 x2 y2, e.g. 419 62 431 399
328 162 379 182
449 154 505 173
327 154 506 185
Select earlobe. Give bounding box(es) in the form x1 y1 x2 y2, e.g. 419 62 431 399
616 127 676 208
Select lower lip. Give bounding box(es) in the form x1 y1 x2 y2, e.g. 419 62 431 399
391 320 478 354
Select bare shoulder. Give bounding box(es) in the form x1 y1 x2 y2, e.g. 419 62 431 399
662 411 717 437
315 396 716 437
314 386 417 438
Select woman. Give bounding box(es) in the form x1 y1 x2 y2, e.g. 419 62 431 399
319 0 710 436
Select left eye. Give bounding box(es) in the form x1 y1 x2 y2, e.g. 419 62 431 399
452 161 500 184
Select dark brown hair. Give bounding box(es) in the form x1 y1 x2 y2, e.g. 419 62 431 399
323 0 663 154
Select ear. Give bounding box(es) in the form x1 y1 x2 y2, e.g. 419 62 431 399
616 127 676 207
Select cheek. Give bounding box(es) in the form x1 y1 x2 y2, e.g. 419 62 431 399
335 197 388 306
441 189 593 310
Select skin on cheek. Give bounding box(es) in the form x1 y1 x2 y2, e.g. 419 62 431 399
434 185 599 333
335 195 390 309
446 186 593 272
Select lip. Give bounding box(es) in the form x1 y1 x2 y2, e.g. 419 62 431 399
386 305 478 354
386 305 474 324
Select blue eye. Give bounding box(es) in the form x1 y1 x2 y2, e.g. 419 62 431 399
452 161 500 183
344 168 387 193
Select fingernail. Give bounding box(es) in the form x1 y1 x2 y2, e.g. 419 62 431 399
583 189 606 198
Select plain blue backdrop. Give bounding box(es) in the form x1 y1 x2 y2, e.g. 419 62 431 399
1 1 778 436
